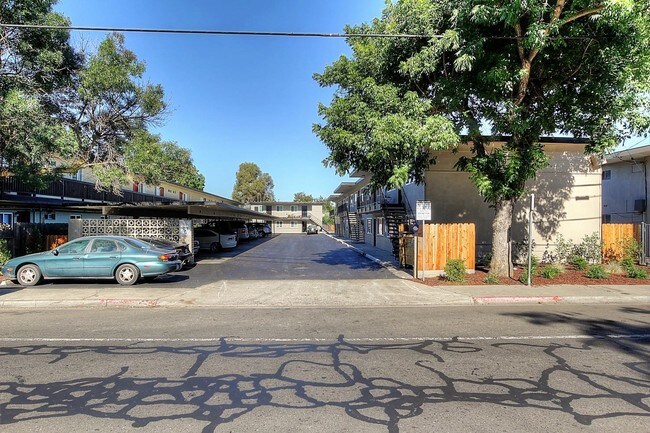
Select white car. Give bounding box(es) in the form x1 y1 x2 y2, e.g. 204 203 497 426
194 228 237 252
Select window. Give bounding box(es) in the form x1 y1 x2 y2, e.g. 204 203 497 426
602 170 611 180
58 239 91 254
377 217 385 236
69 215 82 220
90 239 118 253
290 221 297 228
290 205 298 212
276 221 283 228
602 214 612 223
179 191 186 201
366 218 372 234
276 205 283 212
1 213 13 227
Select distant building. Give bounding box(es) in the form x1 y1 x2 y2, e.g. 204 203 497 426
601 145 649 224
249 202 324 234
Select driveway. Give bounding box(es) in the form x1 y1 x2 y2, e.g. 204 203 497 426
1 234 397 290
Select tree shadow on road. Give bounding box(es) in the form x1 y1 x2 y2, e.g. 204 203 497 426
1 333 648 432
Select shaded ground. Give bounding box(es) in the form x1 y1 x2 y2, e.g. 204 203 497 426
421 266 650 286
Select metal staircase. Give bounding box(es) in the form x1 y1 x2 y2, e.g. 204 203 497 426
383 203 408 258
347 210 364 242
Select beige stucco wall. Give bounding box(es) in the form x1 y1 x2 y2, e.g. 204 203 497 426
425 143 602 261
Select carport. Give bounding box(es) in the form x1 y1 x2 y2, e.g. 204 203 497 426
97 202 275 221
66 202 277 247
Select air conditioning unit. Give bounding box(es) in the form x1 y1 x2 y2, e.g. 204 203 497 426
634 199 646 213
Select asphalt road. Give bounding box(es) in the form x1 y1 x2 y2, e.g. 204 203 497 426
9 233 395 290
0 304 648 432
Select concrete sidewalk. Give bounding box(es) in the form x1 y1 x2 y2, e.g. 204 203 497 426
0 236 648 309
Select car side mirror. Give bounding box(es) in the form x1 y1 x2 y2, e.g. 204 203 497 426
52 249 59 256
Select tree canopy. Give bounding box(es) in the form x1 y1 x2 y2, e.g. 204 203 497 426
0 1 205 192
232 162 275 203
315 0 650 275
0 0 80 188
293 192 315 202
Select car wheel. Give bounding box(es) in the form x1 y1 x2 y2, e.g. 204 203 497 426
16 264 42 286
210 242 221 252
115 264 139 285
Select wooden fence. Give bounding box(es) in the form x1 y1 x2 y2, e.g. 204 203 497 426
411 223 475 271
3 223 68 257
602 223 641 261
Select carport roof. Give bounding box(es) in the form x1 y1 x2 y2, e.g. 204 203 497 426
69 202 278 220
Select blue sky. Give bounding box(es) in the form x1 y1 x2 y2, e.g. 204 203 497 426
54 0 386 201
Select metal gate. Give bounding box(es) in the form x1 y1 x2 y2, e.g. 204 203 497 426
641 223 650 265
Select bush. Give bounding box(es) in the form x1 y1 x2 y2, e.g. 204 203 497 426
518 256 539 284
483 273 500 285
540 264 563 279
627 266 648 279
603 262 625 275
620 257 648 279
569 255 589 271
553 232 601 264
444 259 466 283
586 264 608 279
0 239 10 266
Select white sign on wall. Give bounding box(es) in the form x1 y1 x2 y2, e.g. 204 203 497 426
416 200 432 221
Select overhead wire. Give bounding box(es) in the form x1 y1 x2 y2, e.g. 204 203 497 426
0 23 594 40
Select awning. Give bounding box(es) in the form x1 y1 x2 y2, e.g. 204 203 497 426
75 202 278 220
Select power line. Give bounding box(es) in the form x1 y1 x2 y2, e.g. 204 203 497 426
0 23 592 40
0 23 432 39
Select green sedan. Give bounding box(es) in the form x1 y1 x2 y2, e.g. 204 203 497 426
1 236 182 286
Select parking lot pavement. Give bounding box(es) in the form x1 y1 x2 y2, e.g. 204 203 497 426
0 233 397 291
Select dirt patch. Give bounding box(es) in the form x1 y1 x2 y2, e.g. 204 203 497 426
420 266 650 286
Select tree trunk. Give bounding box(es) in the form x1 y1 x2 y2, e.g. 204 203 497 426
491 198 514 277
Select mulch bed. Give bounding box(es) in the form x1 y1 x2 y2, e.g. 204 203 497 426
420 266 650 286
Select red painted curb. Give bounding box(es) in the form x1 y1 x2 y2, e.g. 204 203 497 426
472 296 564 304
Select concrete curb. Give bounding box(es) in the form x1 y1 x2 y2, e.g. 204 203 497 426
325 233 412 279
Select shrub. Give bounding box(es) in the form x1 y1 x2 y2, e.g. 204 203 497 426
621 257 648 279
569 255 589 271
0 239 10 266
553 232 601 264
518 256 539 284
483 273 500 285
444 259 466 283
586 264 608 279
540 264 563 279
603 262 624 275
627 266 648 279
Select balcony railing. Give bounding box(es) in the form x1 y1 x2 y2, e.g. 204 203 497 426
0 176 175 204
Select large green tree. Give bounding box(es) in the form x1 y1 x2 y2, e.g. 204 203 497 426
124 130 205 190
67 32 167 192
0 0 80 187
232 162 275 203
315 0 650 276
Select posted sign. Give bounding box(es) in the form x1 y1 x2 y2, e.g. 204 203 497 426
416 200 431 221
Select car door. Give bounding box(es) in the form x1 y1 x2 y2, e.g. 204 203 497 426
43 238 91 277
84 239 123 277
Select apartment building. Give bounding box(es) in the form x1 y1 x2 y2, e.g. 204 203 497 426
249 202 324 234
331 137 602 261
0 167 238 225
